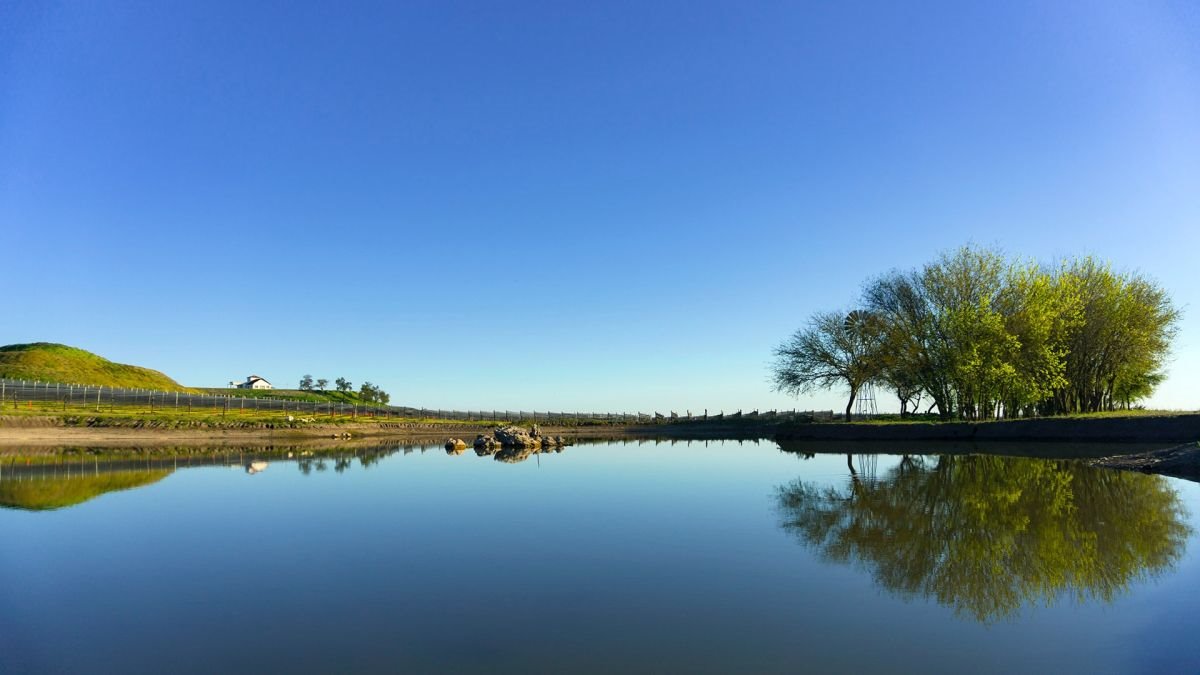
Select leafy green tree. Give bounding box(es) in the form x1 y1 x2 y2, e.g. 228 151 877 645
298 374 314 391
357 381 390 405
993 261 1079 416
1054 258 1180 413
335 377 352 393
316 378 328 392
864 270 956 419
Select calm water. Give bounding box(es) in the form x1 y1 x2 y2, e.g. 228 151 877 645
2 439 1199 674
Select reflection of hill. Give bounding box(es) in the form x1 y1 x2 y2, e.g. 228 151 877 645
0 470 171 511
776 455 1190 623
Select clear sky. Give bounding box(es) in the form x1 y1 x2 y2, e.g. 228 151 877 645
2 1 1198 414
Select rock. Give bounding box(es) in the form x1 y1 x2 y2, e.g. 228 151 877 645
493 425 540 448
538 435 569 448
473 434 497 449
445 438 467 451
530 424 541 438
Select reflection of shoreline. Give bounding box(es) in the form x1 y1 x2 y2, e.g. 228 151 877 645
777 438 1174 461
0 437 781 510
776 454 1191 623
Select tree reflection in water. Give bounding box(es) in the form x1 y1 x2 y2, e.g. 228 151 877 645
775 454 1191 623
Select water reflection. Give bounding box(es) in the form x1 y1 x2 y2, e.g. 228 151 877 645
0 469 171 511
0 439 580 510
775 454 1191 623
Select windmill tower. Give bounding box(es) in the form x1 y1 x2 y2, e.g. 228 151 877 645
856 381 878 417
845 310 879 418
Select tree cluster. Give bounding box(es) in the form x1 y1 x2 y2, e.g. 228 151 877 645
772 246 1180 420
298 374 390 405
357 381 390 405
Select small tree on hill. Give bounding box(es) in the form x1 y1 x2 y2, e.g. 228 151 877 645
316 378 328 392
299 374 314 391
358 382 391 405
335 377 351 392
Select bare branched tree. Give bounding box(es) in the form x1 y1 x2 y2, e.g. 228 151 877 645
772 310 885 420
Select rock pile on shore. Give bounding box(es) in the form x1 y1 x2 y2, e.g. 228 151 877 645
468 425 570 451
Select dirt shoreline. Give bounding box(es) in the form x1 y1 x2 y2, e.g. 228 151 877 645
1093 443 1200 481
0 420 766 449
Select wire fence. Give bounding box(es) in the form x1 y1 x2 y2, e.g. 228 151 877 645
0 378 836 425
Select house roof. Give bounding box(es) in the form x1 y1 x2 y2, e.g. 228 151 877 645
246 375 271 383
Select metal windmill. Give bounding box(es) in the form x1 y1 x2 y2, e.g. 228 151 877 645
845 310 879 418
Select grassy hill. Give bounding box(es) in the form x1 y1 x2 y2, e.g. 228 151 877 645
0 343 192 391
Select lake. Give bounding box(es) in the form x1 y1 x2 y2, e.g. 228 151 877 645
2 439 1199 674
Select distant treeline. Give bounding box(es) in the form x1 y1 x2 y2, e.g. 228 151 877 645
773 246 1180 420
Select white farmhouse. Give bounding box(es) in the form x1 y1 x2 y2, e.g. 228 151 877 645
234 375 273 390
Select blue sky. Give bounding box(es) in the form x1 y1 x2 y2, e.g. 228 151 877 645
2 1 1198 414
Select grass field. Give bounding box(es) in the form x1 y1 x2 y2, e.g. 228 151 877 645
200 387 380 406
0 397 606 428
0 399 478 426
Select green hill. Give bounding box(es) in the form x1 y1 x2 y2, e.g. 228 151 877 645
0 343 191 391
